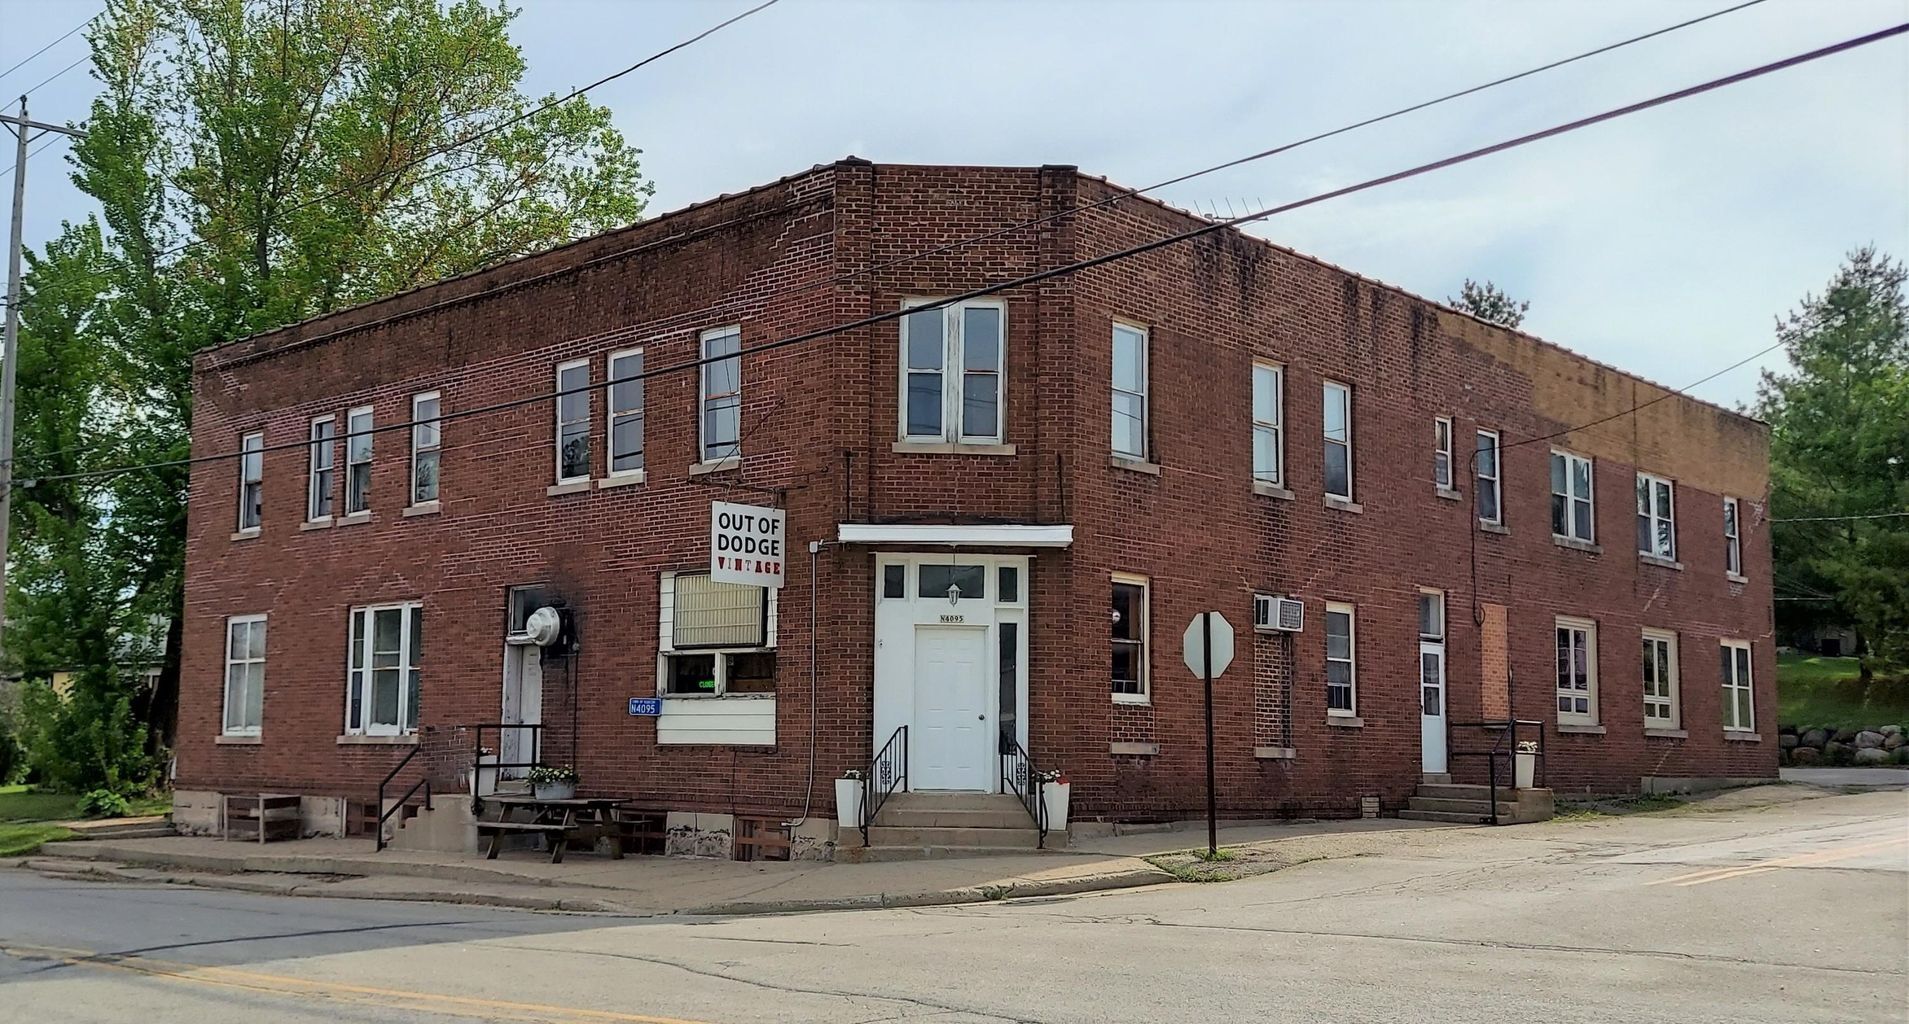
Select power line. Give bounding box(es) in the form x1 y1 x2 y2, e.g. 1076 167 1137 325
0 133 70 185
0 14 93 87
1500 339 1785 455
21 52 88 98
1773 511 1909 523
18 22 1907 489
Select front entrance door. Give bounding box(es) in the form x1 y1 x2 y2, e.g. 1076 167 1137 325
1419 641 1447 774
911 626 990 791
501 643 543 777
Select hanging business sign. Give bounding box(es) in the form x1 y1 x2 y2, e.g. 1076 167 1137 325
710 501 787 588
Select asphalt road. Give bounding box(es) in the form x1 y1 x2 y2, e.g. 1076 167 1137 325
2 787 1903 1024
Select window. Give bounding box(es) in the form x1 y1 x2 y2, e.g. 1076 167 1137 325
1723 497 1742 576
1252 362 1284 485
1325 602 1356 715
237 432 263 531
1476 430 1502 525
1418 590 1444 642
1323 381 1353 500
899 299 1005 444
1434 417 1454 490
1721 641 1754 731
608 349 645 476
920 564 985 602
555 359 591 482
1550 450 1594 542
1636 472 1676 560
345 406 373 514
410 392 440 505
1555 617 1598 724
1642 629 1679 729
1111 322 1148 459
662 572 774 696
881 564 905 599
1111 575 1149 702
701 327 743 462
307 416 335 521
998 565 1020 604
346 603 422 736
222 615 266 736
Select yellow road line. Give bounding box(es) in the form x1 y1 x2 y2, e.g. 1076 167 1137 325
1647 835 1908 888
2 943 720 1024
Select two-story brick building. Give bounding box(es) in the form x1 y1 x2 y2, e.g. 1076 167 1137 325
173 159 1775 856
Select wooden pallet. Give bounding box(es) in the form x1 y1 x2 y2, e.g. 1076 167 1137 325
224 793 301 844
733 814 792 862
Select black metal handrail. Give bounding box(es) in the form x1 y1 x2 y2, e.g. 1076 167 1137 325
468 722 544 814
861 725 907 847
1000 733 1047 849
1448 719 1546 825
374 744 433 852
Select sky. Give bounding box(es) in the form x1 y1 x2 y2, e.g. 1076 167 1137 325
3 0 1906 411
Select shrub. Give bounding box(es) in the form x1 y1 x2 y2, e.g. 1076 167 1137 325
78 788 132 819
17 677 159 794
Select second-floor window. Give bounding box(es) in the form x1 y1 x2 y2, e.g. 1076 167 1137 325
1724 497 1742 576
1323 381 1353 501
410 392 440 505
1636 472 1677 560
237 432 263 531
1476 430 1502 525
900 300 1004 445
1433 417 1453 490
1550 450 1594 542
556 360 591 483
1111 322 1148 460
1253 362 1283 486
608 349 645 476
347 602 422 736
307 416 335 521
701 327 742 462
345 406 373 514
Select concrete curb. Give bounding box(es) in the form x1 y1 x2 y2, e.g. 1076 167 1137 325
686 865 1175 915
33 841 623 891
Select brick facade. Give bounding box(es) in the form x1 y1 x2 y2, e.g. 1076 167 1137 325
177 159 1776 830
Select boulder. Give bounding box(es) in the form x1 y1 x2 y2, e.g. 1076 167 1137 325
1855 730 1887 749
1885 733 1906 750
1789 746 1821 764
1824 741 1854 765
1832 728 1858 744
1897 746 1909 766
1881 724 1903 737
1778 734 1799 749
1800 728 1831 749
1853 747 1893 766
1779 724 1798 737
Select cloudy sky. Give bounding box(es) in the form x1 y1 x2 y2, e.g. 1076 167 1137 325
5 0 1906 409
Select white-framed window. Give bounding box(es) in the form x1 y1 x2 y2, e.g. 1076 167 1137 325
1555 616 1598 724
1636 472 1677 559
1723 497 1742 576
345 406 373 514
555 359 591 483
1433 416 1454 490
1476 429 1502 525
607 348 645 476
410 392 440 505
237 432 264 531
1721 640 1755 731
1550 449 1594 542
307 415 335 521
1323 381 1353 500
701 326 743 462
899 299 1005 445
1252 361 1284 485
1325 602 1356 715
1111 574 1149 703
660 571 775 696
1111 321 1148 460
222 614 266 736
1642 628 1680 729
346 603 422 736
1418 589 1445 642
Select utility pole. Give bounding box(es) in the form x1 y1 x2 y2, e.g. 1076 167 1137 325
0 96 87 662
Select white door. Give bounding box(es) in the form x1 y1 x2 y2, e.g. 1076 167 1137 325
500 644 544 776
912 626 990 791
1420 642 1447 775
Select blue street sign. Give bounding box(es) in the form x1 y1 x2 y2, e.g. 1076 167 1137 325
627 697 662 717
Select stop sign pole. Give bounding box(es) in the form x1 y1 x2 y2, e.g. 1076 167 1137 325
1182 611 1235 857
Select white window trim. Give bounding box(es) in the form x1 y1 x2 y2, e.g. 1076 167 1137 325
606 347 646 480
1723 496 1743 577
1642 628 1680 730
897 298 1008 446
1721 639 1756 732
344 602 423 737
1418 588 1445 642
1476 429 1502 526
409 391 440 507
657 571 778 699
699 326 744 464
1111 572 1150 705
222 614 266 736
1323 380 1354 501
1637 471 1677 559
1433 416 1454 491
1252 360 1284 486
306 415 335 523
1550 448 1595 543
555 358 592 484
237 431 264 532
345 405 373 515
1325 601 1357 716
1111 321 1148 460
1555 615 1599 726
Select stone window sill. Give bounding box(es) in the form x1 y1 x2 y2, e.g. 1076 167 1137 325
1109 741 1159 756
546 479 593 497
1325 715 1364 728
1112 694 1151 708
1435 487 1463 502
299 518 332 532
402 502 441 518
215 734 262 746
1324 497 1363 514
890 441 1017 456
1726 572 1749 585
1552 535 1602 554
337 512 372 527
1644 728 1688 740
230 528 260 542
1556 723 1606 735
1254 746 1297 760
1110 456 1160 476
336 734 419 746
1479 521 1510 536
1253 481 1295 500
688 457 744 475
1638 553 1684 571
597 472 646 490
1723 731 1761 743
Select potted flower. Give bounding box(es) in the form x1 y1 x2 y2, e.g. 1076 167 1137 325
527 764 579 801
1513 741 1538 789
1038 769 1070 832
836 769 864 830
470 747 499 797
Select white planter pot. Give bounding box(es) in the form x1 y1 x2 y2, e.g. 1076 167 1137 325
533 780 576 801
1513 752 1536 789
835 778 864 830
471 754 499 797
1040 781 1071 832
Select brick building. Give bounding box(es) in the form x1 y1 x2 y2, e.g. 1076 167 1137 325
174 159 1776 853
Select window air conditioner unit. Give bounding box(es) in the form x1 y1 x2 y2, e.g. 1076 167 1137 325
1254 594 1304 633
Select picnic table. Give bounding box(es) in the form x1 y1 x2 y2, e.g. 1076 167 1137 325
476 795 641 863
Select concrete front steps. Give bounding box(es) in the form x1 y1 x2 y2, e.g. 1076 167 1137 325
1399 783 1554 825
839 792 1049 862
62 815 177 841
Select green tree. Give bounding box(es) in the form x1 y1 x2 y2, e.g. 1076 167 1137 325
9 0 652 764
1449 278 1529 329
1757 246 1909 678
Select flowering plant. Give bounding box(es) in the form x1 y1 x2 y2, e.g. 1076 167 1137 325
1515 741 1539 754
841 768 863 780
527 764 579 785
1037 768 1068 785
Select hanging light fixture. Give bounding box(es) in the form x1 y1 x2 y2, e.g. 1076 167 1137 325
947 581 962 605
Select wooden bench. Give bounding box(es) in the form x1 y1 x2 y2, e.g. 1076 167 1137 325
224 793 301 844
475 820 574 862
608 807 668 857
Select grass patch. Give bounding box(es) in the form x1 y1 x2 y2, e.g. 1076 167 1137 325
1778 654 1909 731
1554 793 1687 819
0 824 76 858
1193 847 1237 863
1146 845 1327 883
0 787 171 824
